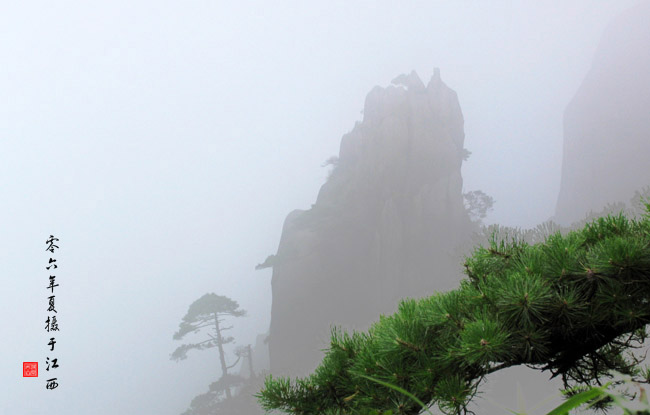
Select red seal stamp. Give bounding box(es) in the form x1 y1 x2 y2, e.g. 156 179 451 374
23 362 38 377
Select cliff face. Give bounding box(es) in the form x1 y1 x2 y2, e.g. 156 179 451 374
268 70 474 377
555 1 650 225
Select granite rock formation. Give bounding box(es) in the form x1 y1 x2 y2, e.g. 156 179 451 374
267 70 475 377
555 1 650 225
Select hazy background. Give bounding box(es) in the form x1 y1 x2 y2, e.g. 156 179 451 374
0 1 641 414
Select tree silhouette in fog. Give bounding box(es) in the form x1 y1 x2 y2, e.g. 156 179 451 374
463 190 495 224
171 293 247 401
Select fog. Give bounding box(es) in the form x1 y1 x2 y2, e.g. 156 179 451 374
0 1 644 414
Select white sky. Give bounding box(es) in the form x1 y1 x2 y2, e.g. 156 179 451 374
0 1 641 414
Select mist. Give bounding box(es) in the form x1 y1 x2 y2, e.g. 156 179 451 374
1 1 647 414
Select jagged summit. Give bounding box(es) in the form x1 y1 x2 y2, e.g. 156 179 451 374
267 70 474 378
390 68 442 91
391 70 425 90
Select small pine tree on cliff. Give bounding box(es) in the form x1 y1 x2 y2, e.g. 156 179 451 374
171 293 247 401
257 203 650 415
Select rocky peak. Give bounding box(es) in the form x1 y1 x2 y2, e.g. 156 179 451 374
267 70 474 378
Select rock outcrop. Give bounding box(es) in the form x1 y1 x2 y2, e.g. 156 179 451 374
267 70 474 377
555 1 650 225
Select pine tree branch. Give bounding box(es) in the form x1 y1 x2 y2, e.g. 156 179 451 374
257 207 650 415
226 355 242 370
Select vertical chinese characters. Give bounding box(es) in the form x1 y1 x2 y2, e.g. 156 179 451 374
45 235 60 390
